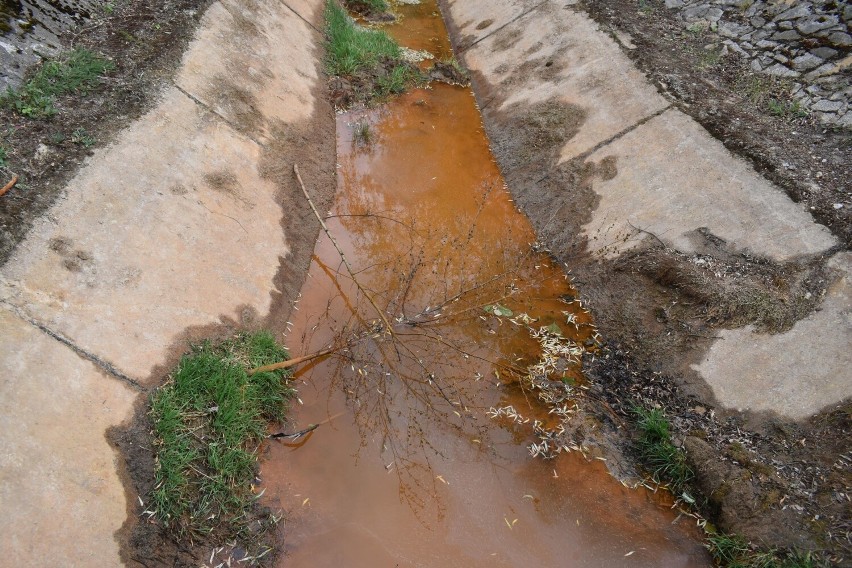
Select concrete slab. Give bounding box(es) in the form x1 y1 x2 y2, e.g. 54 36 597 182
693 252 852 420
461 0 669 160
0 306 137 566
175 0 319 143
442 0 544 49
583 108 837 260
0 86 290 386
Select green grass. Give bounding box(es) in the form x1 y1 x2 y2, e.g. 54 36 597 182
0 145 7 168
150 331 294 541
325 0 400 76
2 48 114 118
376 63 421 96
632 406 694 496
706 533 828 568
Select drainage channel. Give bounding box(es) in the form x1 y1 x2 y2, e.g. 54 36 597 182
261 2 710 565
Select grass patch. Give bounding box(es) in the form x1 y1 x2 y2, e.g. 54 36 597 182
150 331 294 545
326 0 400 76
0 145 7 168
325 0 422 107
633 405 694 496
2 48 114 118
706 533 828 567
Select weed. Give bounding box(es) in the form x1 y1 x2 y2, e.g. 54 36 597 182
687 21 709 35
150 331 294 543
632 405 693 495
706 532 829 567
49 132 66 145
0 145 7 168
352 119 372 145
768 98 809 120
325 0 399 76
376 63 420 96
2 48 114 118
71 128 96 147
102 1 115 13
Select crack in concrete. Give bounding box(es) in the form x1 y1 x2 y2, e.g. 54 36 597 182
572 104 673 162
1 301 147 393
173 85 269 150
278 0 323 36
457 0 549 54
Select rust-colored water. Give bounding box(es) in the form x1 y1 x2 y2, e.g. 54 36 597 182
261 3 710 566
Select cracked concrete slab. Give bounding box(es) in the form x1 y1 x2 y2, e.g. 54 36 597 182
0 305 137 566
459 0 668 160
582 108 838 260
694 252 852 420
176 0 320 143
444 0 545 50
0 86 289 386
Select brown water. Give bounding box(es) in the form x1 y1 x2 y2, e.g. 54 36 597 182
261 3 711 566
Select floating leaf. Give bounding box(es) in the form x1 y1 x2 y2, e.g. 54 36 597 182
484 304 513 317
545 322 562 335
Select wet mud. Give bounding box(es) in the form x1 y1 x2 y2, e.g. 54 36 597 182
257 2 710 564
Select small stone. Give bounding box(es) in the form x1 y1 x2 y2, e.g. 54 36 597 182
805 62 838 80
707 7 724 22
796 15 840 35
811 47 837 59
774 53 789 63
772 30 801 41
778 20 794 30
792 53 823 70
665 0 685 7
839 112 852 128
844 5 852 23
756 39 778 49
765 62 800 77
834 203 844 209
828 32 852 47
683 4 710 20
811 99 843 112
751 16 766 27
774 3 812 21
718 21 751 39
693 406 707 415
751 59 764 71
745 1 763 18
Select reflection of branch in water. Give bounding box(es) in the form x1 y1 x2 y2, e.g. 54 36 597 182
293 164 594 516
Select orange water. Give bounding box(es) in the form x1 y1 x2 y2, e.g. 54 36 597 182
261 3 710 566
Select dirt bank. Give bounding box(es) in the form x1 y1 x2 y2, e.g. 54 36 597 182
440 0 850 561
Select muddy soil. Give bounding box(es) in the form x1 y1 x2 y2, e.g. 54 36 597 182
0 0 215 266
440 0 851 562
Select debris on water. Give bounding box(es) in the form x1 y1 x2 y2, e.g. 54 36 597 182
400 46 433 63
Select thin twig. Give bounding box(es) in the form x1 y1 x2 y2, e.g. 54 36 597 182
295 164 395 335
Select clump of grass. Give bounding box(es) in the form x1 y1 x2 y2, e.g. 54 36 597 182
324 0 422 106
2 48 114 118
150 331 294 543
352 119 372 145
632 405 693 495
0 145 7 168
325 0 400 76
706 533 828 568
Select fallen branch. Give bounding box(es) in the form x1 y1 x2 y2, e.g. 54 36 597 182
0 175 19 198
248 345 338 375
269 423 319 440
294 163 395 336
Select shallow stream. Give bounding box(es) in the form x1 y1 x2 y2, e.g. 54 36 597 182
261 3 711 566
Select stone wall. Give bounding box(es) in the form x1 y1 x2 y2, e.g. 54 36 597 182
665 0 851 128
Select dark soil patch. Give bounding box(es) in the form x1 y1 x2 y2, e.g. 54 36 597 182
578 0 851 249
0 0 215 266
